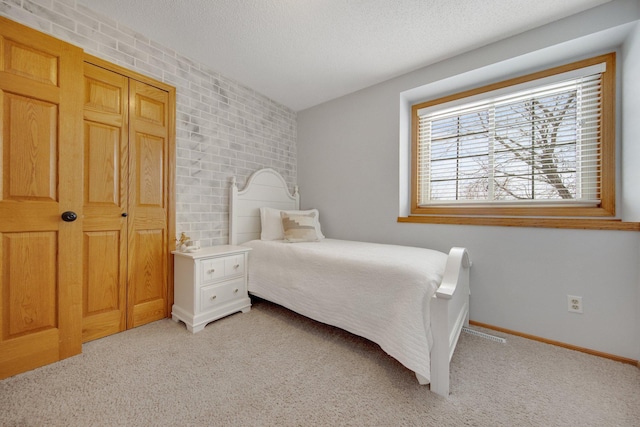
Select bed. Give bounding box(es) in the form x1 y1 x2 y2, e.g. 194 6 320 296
229 168 471 397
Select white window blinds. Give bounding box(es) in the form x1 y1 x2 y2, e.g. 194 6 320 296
416 63 605 207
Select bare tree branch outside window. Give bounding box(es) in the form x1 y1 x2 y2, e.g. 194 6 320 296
423 84 597 204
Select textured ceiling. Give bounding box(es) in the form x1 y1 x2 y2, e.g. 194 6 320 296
78 0 611 111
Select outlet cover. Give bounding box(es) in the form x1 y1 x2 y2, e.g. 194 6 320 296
568 295 583 313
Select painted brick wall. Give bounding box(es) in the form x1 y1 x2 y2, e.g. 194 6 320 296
0 0 297 246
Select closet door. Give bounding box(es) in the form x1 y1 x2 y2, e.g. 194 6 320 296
82 61 171 338
81 63 129 342
127 80 169 327
0 17 83 378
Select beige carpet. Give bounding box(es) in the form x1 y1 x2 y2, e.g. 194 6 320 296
1 298 638 426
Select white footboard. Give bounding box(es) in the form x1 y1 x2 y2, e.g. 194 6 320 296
424 247 471 397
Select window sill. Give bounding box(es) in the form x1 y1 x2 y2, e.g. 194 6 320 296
397 215 640 231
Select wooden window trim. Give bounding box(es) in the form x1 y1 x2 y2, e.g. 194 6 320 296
397 215 640 231
408 53 621 229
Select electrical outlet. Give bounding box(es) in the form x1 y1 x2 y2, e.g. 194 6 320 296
568 295 583 313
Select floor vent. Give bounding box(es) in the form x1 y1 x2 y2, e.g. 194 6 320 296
462 327 507 343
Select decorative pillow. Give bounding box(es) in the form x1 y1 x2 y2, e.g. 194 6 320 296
281 211 321 242
260 207 325 240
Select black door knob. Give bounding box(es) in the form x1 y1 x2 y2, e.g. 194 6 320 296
122 213 128 217
61 211 77 222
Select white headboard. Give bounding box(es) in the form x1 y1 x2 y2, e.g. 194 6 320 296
229 168 300 245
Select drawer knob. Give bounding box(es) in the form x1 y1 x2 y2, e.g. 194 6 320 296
210 295 217 300
234 288 239 293
208 269 215 273
233 264 240 269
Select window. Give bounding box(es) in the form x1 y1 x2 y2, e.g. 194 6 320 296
409 53 618 226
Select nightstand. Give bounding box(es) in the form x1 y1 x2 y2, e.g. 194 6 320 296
171 245 251 333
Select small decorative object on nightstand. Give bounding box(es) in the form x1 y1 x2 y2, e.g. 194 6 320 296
172 245 251 333
176 232 191 252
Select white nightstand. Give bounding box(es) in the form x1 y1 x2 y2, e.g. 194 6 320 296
172 245 251 333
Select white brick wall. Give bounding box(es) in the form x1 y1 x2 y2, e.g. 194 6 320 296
0 0 297 246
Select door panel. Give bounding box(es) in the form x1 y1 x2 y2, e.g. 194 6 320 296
130 229 166 327
3 38 58 85
81 63 128 342
84 232 121 312
0 17 83 378
135 93 165 126
131 230 165 304
4 94 57 200
85 123 120 205
136 134 165 206
3 232 57 337
128 80 168 328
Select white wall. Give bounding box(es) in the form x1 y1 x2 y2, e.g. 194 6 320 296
622 21 640 221
621 19 640 363
298 0 640 360
0 0 297 247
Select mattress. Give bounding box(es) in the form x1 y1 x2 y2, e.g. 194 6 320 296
241 238 448 381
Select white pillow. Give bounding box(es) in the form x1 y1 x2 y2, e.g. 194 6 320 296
260 207 325 240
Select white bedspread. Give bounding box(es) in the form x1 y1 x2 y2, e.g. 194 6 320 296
242 238 448 381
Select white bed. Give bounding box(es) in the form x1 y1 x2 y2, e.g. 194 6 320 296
229 168 471 397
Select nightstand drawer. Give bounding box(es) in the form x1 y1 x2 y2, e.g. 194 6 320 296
200 258 226 283
200 255 246 284
224 254 245 277
200 278 245 312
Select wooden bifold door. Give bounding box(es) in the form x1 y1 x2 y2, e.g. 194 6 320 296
82 59 172 342
0 17 175 379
